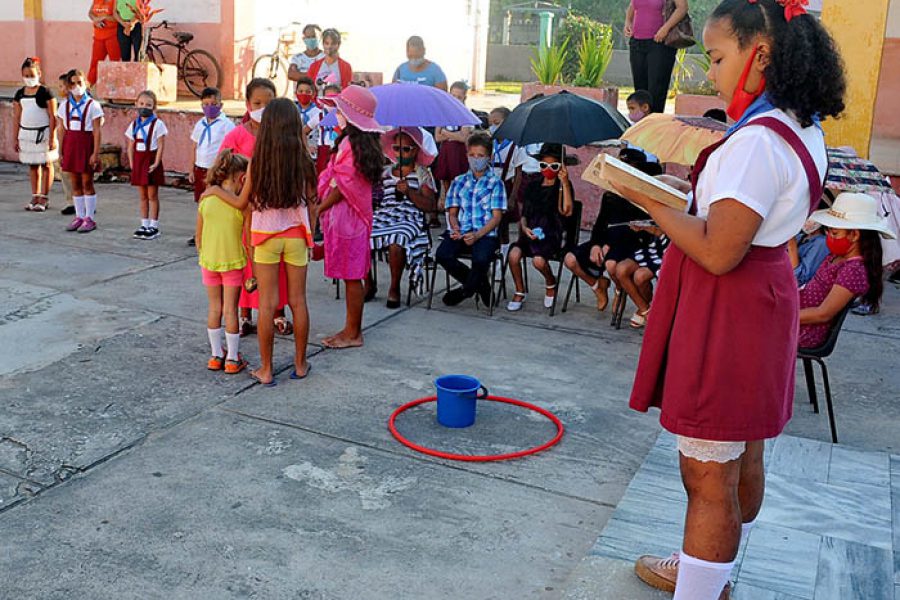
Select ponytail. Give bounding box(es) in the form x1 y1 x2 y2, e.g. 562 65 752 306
858 229 884 311
205 149 248 187
710 0 846 127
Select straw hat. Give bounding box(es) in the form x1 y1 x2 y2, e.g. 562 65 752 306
319 85 381 133
809 192 896 239
381 127 436 167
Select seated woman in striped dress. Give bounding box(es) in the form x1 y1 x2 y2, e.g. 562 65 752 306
369 128 436 309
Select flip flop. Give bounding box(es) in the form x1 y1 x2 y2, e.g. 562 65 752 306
250 372 277 387
290 364 312 380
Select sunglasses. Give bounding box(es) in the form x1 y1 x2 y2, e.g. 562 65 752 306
392 145 415 153
539 162 562 171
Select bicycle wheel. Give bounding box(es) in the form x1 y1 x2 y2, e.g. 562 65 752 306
252 55 290 97
182 49 222 98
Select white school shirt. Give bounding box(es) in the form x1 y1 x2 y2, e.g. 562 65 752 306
491 139 527 181
57 97 105 131
190 114 236 168
298 103 323 156
693 108 827 247
125 117 169 152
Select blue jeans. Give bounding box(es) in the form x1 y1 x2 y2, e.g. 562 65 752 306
436 233 499 297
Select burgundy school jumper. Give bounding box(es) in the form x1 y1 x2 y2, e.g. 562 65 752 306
61 98 97 174
130 118 165 187
629 117 824 442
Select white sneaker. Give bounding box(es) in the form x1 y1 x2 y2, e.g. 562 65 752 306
506 292 526 312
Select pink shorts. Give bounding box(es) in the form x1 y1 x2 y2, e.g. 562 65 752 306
201 267 244 287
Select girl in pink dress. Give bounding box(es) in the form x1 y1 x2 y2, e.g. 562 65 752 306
618 1 847 598
316 85 384 349
219 78 294 339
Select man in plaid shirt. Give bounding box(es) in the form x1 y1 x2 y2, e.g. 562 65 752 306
437 132 508 306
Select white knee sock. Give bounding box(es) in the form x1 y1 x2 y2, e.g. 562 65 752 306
73 196 86 219
207 328 224 357
84 194 97 219
741 519 756 545
225 332 240 361
673 551 734 600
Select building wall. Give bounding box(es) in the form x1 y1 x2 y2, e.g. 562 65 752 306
870 0 900 176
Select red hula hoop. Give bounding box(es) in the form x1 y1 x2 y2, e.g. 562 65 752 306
388 395 565 462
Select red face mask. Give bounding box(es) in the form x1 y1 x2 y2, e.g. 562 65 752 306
296 92 314 106
541 168 559 180
826 231 854 256
726 46 767 121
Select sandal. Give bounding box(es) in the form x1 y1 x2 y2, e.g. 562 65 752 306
207 354 226 371
33 195 48 212
592 279 610 312
506 292 526 312
25 196 38 211
239 317 255 337
224 354 248 374
273 316 293 336
543 284 557 309
630 308 650 329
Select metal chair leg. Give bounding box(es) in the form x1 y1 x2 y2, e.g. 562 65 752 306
575 278 581 302
488 258 497 317
562 274 576 313
334 278 341 300
816 358 839 443
802 358 819 414
427 260 438 310
549 261 565 317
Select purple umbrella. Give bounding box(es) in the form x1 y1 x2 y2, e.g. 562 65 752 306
321 82 481 129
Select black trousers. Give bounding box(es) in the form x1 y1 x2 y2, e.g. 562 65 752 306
435 233 499 297
629 38 677 114
117 22 143 62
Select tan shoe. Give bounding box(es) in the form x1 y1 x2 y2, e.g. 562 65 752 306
634 554 732 598
634 553 678 593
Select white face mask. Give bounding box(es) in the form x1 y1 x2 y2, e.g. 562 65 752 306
72 84 87 97
23 77 39 87
249 107 265 123
488 124 499 135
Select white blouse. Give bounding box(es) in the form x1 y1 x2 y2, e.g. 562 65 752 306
694 109 827 247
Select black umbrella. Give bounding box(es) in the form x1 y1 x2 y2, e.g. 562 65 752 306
493 90 629 148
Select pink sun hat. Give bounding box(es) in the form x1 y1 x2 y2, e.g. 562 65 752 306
319 84 382 133
381 127 436 167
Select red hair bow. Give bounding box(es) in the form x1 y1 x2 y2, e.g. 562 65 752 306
747 0 808 21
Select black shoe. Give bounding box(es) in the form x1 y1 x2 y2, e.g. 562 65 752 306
386 298 401 309
61 205 76 215
144 227 160 240
889 270 900 285
187 236 196 247
364 283 377 303
133 226 149 239
442 287 467 306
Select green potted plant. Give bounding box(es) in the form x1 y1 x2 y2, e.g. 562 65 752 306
671 41 725 116
96 0 178 104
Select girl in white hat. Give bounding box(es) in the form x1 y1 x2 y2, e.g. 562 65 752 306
798 192 896 347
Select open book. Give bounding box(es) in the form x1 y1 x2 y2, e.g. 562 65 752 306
582 153 688 212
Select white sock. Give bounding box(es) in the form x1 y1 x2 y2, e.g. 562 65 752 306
673 551 734 600
207 328 224 357
149 219 159 229
741 519 756 545
141 218 151 228
84 194 97 219
73 196 86 219
225 332 240 361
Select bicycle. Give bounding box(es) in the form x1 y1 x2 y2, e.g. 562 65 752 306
145 20 223 98
252 22 303 97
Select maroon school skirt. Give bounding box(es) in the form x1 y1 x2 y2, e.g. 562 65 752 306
629 244 798 442
433 140 469 182
131 149 165 187
61 130 95 174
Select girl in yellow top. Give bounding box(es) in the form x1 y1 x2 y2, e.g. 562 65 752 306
196 149 249 374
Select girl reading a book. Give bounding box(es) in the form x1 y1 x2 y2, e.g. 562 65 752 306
616 1 845 598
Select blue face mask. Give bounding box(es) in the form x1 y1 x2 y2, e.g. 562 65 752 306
409 58 425 68
304 37 318 51
469 156 490 173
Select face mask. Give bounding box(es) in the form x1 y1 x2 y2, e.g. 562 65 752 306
398 155 416 167
335 112 348 130
138 107 154 118
488 124 499 135
249 107 265 123
202 104 222 119
628 110 646 123
469 156 490 173
72 84 87 97
826 232 854 256
409 58 425 68
23 77 39 87
304 37 318 50
541 168 559 180
726 46 767 122
296 92 314 106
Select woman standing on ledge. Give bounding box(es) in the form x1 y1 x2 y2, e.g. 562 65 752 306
618 1 845 598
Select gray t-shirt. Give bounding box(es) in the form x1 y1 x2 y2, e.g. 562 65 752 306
316 60 342 96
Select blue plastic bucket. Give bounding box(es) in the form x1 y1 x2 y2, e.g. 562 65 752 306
435 375 488 428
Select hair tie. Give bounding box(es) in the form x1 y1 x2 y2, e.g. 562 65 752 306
776 0 808 21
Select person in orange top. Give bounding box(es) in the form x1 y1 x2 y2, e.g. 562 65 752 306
87 0 122 86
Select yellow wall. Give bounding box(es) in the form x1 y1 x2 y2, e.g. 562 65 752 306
23 0 42 20
820 0 890 157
